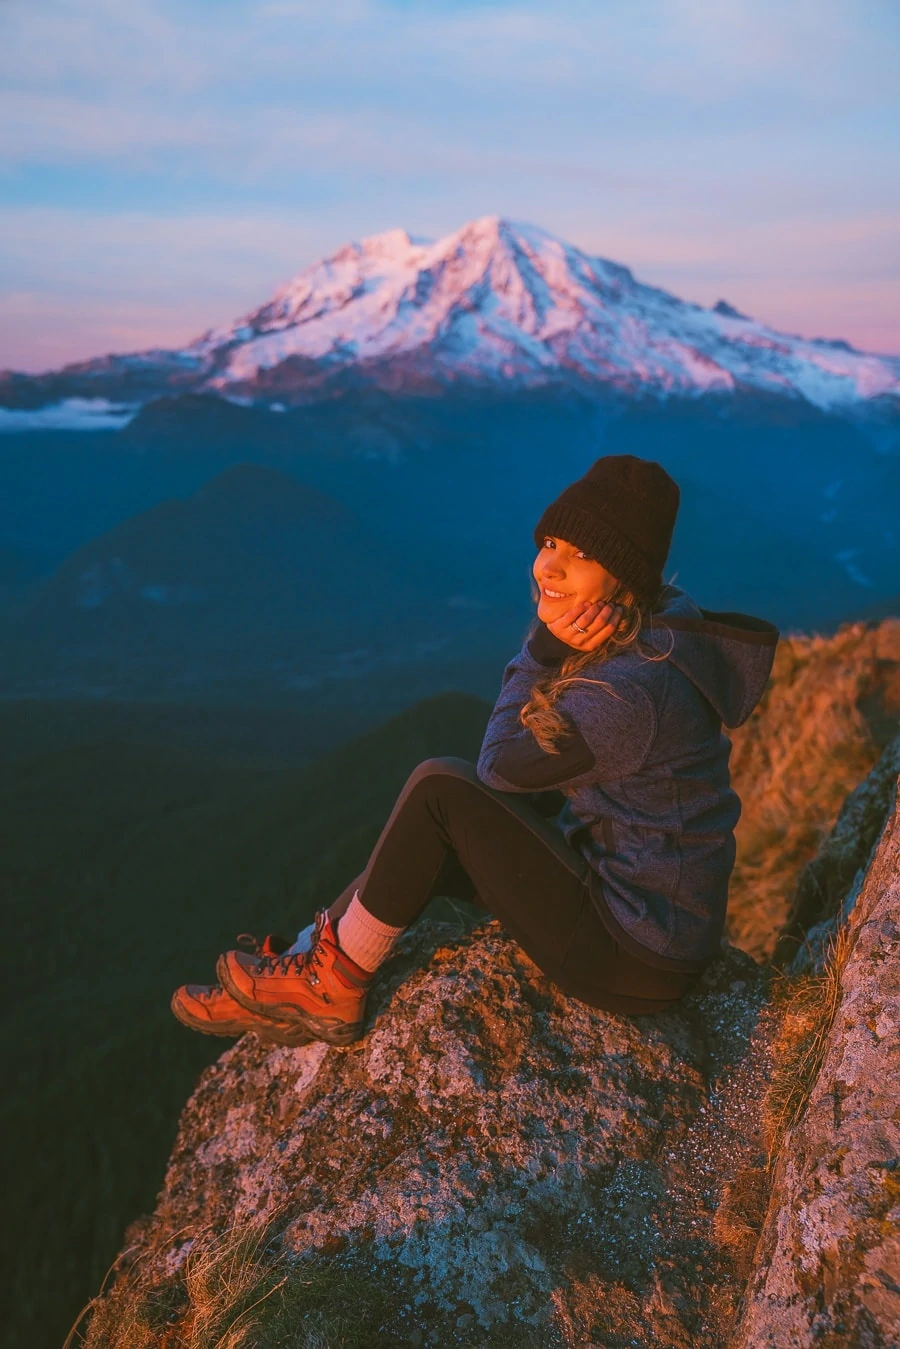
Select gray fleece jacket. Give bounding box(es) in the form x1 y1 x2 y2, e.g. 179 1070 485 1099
476 585 779 969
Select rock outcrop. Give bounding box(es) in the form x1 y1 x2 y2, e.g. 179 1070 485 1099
734 735 900 1348
115 937 773 1347
81 733 900 1349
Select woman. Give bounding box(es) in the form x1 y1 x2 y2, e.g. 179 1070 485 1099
172 453 779 1047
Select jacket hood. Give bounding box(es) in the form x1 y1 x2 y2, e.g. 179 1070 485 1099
641 585 779 728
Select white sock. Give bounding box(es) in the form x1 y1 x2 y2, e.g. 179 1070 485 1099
335 889 404 973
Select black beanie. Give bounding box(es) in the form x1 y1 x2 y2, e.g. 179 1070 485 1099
533 454 680 605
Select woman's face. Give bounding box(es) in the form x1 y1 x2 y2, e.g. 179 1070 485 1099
533 535 620 623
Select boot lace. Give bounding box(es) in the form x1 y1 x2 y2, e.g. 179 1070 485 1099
236 932 268 958
259 950 310 977
236 931 291 959
257 918 327 985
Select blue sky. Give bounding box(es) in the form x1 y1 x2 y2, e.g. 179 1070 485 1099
1 0 898 371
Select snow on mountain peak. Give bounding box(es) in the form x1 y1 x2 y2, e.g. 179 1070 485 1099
362 226 416 255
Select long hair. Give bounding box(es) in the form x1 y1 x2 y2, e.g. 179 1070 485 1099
520 573 679 754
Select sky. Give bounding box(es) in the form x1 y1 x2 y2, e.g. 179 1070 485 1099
1 0 898 372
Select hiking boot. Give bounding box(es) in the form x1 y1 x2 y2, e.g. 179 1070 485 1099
170 931 312 1046
170 982 313 1046
216 910 372 1047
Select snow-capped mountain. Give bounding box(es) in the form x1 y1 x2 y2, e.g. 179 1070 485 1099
192 215 898 411
3 216 898 419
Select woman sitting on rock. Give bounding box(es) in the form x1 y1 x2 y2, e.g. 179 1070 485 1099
172 453 779 1046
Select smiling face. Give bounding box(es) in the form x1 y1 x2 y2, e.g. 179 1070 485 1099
533 535 620 622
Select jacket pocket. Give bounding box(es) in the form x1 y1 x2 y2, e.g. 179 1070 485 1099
600 815 616 856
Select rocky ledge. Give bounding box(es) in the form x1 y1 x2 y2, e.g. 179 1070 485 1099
82 735 900 1349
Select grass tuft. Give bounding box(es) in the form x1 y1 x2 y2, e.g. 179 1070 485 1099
762 921 852 1162
67 1210 392 1349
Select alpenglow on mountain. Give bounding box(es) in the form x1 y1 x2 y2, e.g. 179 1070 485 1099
3 215 899 416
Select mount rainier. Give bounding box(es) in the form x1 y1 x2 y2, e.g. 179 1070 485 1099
3 215 899 419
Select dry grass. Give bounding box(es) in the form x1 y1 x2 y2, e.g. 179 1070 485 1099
183 1219 287 1348
66 1210 393 1349
712 1162 772 1280
726 623 895 961
66 1214 287 1349
761 921 853 1162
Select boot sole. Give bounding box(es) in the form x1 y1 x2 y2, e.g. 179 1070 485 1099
216 954 365 1047
170 991 313 1047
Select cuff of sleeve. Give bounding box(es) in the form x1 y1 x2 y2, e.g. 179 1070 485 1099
526 622 574 666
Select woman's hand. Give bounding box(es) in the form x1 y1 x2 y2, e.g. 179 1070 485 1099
547 598 624 652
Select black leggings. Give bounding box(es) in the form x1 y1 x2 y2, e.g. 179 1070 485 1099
334 756 701 1016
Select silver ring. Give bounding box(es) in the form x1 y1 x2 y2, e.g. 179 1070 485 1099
571 622 588 634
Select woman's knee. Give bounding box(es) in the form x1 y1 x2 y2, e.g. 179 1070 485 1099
404 756 480 792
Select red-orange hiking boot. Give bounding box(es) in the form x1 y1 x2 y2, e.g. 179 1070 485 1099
216 911 372 1047
171 932 312 1046
170 982 313 1045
